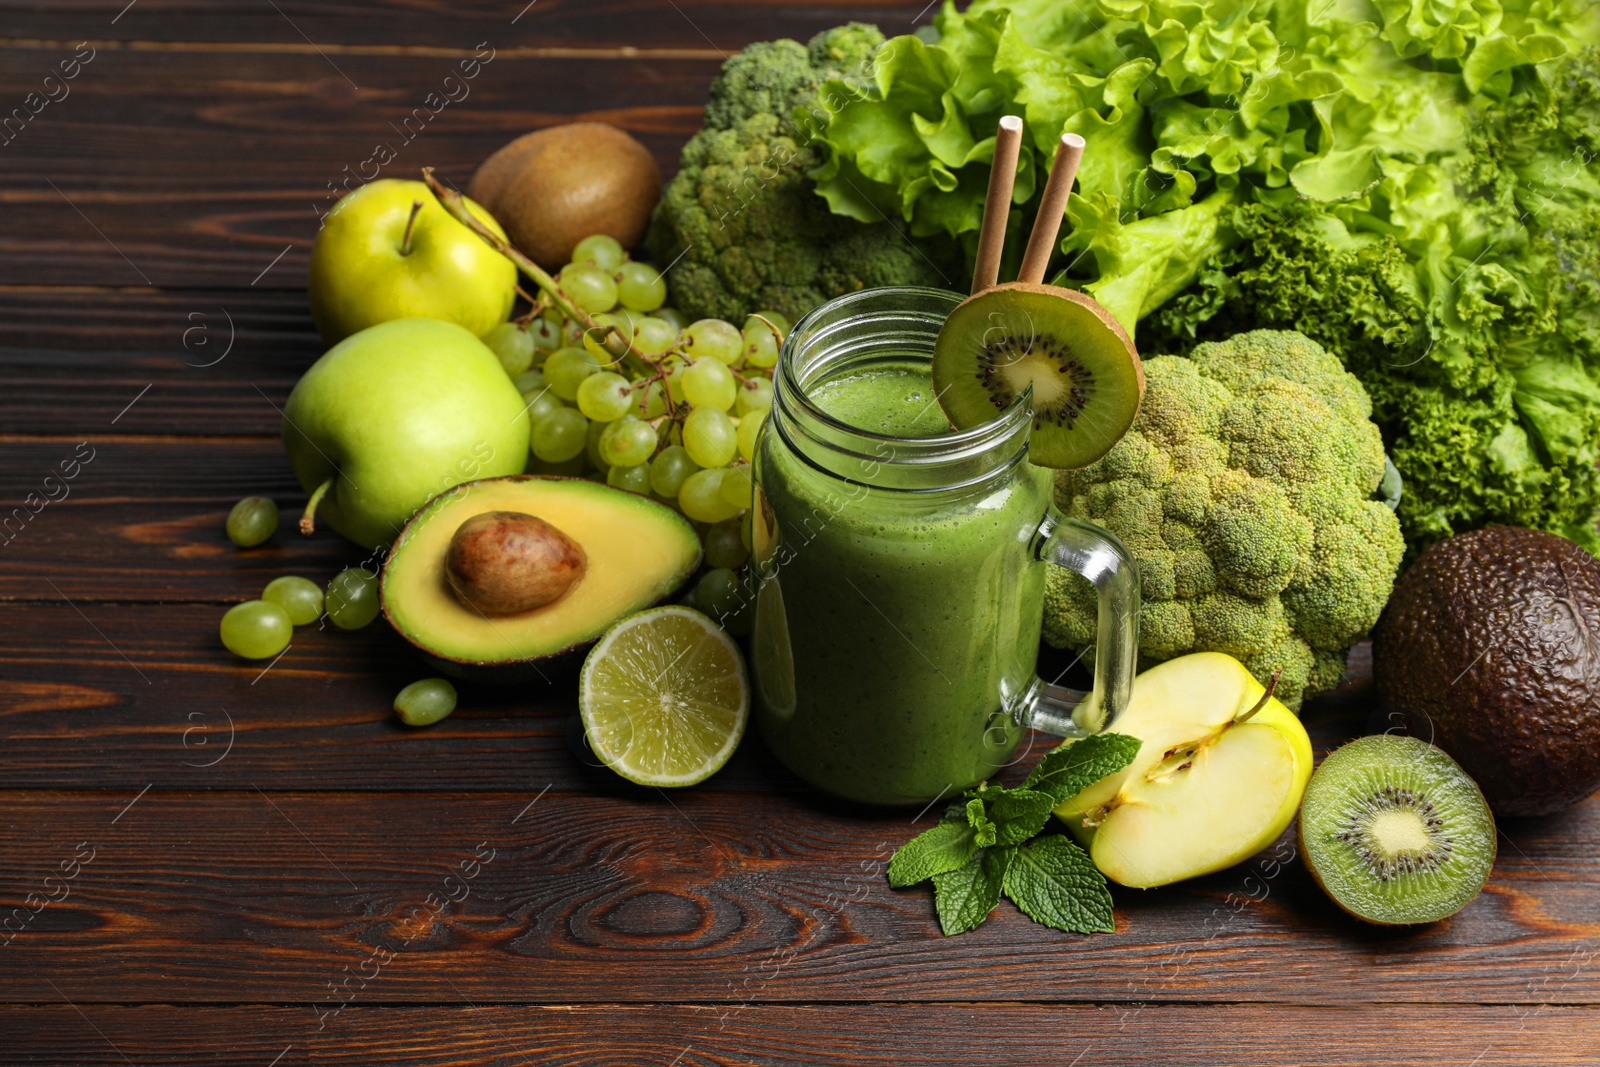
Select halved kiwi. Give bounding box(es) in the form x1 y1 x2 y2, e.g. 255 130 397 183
931 282 1143 469
1299 734 1496 925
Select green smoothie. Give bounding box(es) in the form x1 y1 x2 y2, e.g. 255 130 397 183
753 360 1052 805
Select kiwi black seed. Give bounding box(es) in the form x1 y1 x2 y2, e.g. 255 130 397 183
1299 734 1496 925
931 282 1143 469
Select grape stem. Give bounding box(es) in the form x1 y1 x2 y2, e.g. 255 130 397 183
420 168 659 378
748 313 784 340
400 200 423 256
299 476 335 537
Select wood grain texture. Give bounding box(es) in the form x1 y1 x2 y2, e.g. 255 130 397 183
2 1003 1597 1066
0 0 937 50
0 44 718 286
0 785 1594 1005
0 288 319 438
0 593 1363 793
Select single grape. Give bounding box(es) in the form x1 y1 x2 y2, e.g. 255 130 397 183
527 317 561 352
741 314 784 369
678 468 741 523
558 316 585 348
530 407 589 463
585 416 610 474
524 387 565 423
394 677 457 727
632 316 678 356
649 445 700 498
220 600 293 659
577 371 633 422
544 347 601 401
682 358 737 412
616 261 667 312
704 518 749 569
735 377 774 416
226 496 278 548
693 567 745 624
599 415 658 467
486 322 536 378
571 234 626 272
683 406 738 469
559 263 618 313
326 567 381 630
606 460 652 494
737 408 767 462
651 307 688 332
720 464 754 510
515 367 546 394
639 380 668 418
682 318 742 365
262 575 323 626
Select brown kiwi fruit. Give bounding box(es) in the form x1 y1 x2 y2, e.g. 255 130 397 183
468 122 660 268
931 282 1143 469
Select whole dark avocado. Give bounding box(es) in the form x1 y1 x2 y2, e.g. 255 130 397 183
1373 526 1600 817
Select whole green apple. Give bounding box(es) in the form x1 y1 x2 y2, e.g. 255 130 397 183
283 317 530 549
309 179 517 345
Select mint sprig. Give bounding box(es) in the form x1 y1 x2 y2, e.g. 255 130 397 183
888 733 1139 936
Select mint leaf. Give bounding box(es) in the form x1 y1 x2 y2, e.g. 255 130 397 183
987 788 1058 846
965 797 997 848
1022 733 1143 806
1001 835 1116 934
888 810 978 888
932 846 1014 936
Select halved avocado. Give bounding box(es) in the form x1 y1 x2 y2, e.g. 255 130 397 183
382 475 701 680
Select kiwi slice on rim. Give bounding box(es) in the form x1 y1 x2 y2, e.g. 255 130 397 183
1299 734 1496 925
931 282 1144 469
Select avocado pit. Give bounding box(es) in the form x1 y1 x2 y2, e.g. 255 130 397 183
445 510 586 615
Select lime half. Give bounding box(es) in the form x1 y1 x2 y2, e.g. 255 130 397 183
579 606 750 786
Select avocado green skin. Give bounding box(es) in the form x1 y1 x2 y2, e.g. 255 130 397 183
1373 525 1600 817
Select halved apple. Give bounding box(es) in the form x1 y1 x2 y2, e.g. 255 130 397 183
1053 652 1314 888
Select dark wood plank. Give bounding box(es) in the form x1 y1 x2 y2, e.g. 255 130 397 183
0 599 791 793
0 307 317 439
1 0 936 50
0 440 333 604
0 783 1594 1005
2 1003 1596 1066
0 44 719 287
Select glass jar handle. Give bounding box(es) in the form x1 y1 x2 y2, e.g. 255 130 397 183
1014 508 1139 738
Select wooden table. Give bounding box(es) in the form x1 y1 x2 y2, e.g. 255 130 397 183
3 3 1597 1063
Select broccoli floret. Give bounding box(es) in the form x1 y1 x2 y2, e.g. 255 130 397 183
648 25 960 323
1045 330 1406 709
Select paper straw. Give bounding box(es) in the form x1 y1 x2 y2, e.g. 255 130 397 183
970 115 1025 294
1018 132 1086 285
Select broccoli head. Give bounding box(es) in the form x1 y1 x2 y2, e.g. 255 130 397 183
1044 330 1406 709
648 25 959 324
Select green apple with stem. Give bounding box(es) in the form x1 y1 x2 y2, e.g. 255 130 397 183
283 317 530 549
1053 652 1313 889
309 178 517 345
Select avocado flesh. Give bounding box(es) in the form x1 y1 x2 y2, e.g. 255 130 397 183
382 475 701 677
1373 525 1600 817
